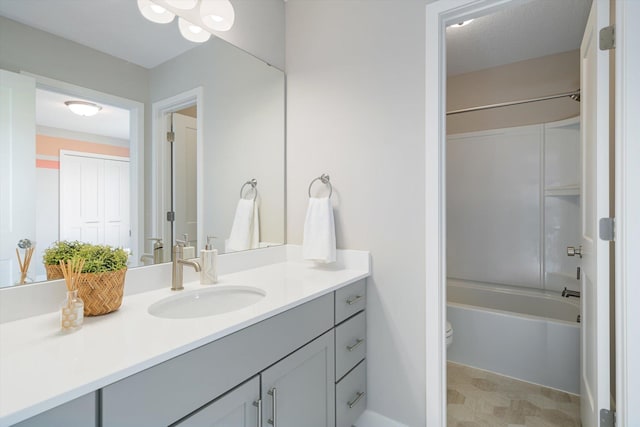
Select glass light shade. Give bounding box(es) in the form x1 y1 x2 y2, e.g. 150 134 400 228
200 0 235 32
166 0 198 9
65 101 102 117
178 17 211 43
137 0 175 24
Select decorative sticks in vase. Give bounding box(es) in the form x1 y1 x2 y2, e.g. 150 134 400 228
15 239 35 285
59 257 85 333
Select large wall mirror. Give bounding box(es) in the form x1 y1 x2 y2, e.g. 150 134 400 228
0 0 285 288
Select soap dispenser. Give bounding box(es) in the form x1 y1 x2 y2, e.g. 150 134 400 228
182 234 195 259
200 236 218 285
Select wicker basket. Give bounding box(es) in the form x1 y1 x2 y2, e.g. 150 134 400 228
77 268 127 316
45 264 64 281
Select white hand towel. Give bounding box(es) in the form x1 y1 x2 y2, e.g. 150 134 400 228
251 200 260 249
228 199 257 252
303 197 336 263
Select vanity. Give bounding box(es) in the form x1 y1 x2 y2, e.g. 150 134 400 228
0 246 370 427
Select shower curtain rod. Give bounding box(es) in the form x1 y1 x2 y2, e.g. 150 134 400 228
446 89 581 116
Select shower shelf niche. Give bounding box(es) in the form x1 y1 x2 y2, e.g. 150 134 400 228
544 185 580 197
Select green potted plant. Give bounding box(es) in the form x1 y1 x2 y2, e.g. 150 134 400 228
43 241 129 316
43 241 87 280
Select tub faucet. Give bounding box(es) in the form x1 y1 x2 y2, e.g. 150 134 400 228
172 241 201 291
562 287 580 298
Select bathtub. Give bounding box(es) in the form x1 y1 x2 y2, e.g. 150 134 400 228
447 278 580 394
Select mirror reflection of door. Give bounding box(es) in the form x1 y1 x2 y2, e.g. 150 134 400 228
59 151 130 249
168 108 197 253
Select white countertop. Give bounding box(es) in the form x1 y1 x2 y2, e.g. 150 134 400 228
0 248 370 426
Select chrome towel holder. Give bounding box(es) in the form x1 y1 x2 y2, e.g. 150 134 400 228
240 179 258 201
308 174 332 198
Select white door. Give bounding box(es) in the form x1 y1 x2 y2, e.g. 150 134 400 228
172 113 198 248
0 70 35 286
580 1 610 425
60 152 130 249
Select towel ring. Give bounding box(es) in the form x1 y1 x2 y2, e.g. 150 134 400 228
240 179 258 201
308 174 332 198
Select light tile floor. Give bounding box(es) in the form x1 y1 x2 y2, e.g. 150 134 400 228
447 362 581 427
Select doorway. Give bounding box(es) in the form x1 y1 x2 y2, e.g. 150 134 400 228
424 0 633 426
152 88 203 259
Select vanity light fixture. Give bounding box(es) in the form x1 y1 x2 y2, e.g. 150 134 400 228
64 101 102 117
449 19 474 28
178 17 211 43
165 0 198 9
137 0 235 44
137 0 175 23
200 0 235 32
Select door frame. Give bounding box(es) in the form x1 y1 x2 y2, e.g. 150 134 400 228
425 0 639 425
22 72 144 265
151 87 204 252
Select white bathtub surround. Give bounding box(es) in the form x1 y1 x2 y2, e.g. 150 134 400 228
0 245 370 426
447 279 580 394
354 410 410 427
302 197 336 263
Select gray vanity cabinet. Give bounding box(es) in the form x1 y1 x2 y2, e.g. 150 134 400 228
173 376 260 427
261 331 335 427
12 393 96 427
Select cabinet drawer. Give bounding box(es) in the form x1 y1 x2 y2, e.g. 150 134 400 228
336 360 366 427
335 311 366 381
335 279 366 324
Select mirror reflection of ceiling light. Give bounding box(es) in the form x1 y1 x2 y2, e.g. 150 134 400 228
200 0 235 32
178 17 211 43
64 101 102 117
137 0 175 23
449 19 474 28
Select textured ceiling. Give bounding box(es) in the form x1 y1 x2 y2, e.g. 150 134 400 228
36 89 130 140
446 0 592 76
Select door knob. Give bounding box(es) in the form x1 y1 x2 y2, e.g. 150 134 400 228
567 246 583 258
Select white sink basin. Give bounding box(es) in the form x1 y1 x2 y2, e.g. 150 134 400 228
148 286 266 319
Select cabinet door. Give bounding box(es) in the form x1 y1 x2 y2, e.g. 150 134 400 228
261 331 335 427
13 393 96 427
174 376 259 427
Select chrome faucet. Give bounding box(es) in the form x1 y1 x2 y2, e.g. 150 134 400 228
562 287 581 298
172 241 201 291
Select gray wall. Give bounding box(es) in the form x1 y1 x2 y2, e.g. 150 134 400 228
286 1 426 425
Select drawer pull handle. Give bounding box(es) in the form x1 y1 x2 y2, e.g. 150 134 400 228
267 387 277 426
347 391 366 409
347 338 365 352
253 399 262 427
346 295 364 305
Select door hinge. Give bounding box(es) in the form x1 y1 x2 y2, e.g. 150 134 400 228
166 211 175 222
599 217 615 241
600 408 615 427
166 131 175 143
600 26 615 50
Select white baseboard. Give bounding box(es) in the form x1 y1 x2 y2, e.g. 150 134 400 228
354 410 409 427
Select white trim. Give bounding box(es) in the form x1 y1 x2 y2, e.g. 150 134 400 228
59 150 130 163
20 72 144 265
151 87 204 252
615 1 640 426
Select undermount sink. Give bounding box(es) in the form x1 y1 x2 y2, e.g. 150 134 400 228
148 286 266 319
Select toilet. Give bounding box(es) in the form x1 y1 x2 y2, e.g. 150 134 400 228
446 321 453 348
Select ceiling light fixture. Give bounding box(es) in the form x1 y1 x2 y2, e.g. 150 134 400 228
200 0 235 32
450 19 474 28
137 0 235 43
64 101 102 117
137 0 175 24
165 0 198 9
178 17 211 43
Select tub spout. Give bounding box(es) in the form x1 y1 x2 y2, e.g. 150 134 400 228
561 287 580 298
